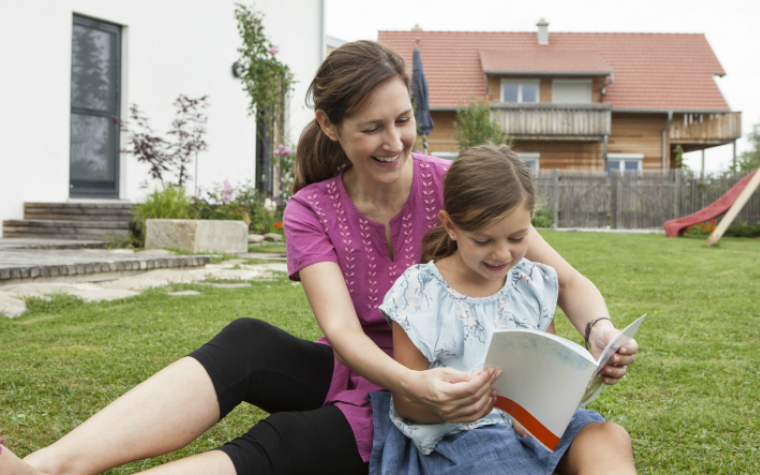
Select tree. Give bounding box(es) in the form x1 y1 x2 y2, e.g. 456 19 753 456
454 95 512 153
730 123 760 173
121 95 209 189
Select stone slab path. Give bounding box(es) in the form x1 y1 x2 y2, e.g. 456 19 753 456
0 248 210 284
0 239 288 318
0 259 288 318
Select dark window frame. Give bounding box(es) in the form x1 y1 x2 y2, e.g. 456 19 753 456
69 14 122 198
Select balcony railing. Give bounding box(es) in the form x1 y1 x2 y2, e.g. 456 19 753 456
669 112 742 145
490 102 612 137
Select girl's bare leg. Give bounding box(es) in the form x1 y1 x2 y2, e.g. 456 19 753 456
21 357 221 475
556 422 637 475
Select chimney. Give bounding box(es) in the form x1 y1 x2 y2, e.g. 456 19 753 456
537 18 549 45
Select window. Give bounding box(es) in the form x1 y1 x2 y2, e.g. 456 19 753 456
500 80 540 103
607 153 643 178
552 79 592 104
431 152 458 160
70 15 121 197
517 152 540 176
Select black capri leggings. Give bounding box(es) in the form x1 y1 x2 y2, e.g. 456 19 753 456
188 318 368 475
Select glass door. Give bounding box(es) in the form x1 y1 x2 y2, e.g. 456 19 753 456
70 15 121 197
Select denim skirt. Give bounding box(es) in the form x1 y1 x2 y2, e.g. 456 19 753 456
369 391 604 475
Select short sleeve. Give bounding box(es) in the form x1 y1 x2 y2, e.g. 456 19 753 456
525 262 559 332
283 194 339 281
379 265 441 363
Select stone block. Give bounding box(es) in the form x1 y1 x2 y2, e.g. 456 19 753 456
0 294 27 318
263 233 284 242
248 234 265 244
145 220 248 254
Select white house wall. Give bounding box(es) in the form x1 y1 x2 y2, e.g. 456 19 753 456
0 0 324 235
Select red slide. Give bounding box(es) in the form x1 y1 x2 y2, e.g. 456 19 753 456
664 170 758 237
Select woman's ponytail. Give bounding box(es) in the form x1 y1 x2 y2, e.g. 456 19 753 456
292 120 349 194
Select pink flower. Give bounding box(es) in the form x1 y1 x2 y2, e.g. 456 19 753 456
269 46 278 55
222 180 233 204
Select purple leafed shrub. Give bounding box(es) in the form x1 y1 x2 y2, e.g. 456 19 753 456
122 94 209 188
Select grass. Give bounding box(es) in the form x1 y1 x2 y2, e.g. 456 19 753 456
540 231 760 474
1 232 758 473
247 243 286 254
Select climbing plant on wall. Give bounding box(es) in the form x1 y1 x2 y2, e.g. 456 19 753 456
235 4 295 197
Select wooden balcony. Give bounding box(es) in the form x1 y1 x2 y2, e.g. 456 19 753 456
490 103 612 140
669 112 742 149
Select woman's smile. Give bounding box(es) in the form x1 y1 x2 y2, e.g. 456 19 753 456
371 154 400 164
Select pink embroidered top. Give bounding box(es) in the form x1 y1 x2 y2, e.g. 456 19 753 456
284 153 450 462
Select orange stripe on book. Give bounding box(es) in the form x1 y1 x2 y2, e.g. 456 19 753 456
494 396 561 451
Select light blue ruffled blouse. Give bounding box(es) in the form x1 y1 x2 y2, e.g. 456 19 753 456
378 258 558 455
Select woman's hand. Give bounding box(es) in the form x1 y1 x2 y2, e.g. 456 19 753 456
404 366 501 423
588 320 639 385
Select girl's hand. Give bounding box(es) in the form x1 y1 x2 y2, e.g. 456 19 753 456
406 366 501 423
588 319 639 385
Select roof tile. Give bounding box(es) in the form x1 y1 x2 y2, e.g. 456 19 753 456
378 31 729 111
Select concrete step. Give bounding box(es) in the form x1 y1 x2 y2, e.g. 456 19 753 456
3 220 130 240
0 250 211 284
24 202 135 222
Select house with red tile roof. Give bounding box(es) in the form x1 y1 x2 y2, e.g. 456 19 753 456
379 21 742 174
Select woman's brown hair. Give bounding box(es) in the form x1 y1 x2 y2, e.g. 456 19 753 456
292 40 411 194
421 144 536 263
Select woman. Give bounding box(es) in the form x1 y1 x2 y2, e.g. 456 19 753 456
0 41 637 475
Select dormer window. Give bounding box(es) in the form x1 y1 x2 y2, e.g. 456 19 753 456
552 79 592 103
501 79 540 103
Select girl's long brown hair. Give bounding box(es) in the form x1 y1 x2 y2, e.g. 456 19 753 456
421 144 536 263
292 41 411 194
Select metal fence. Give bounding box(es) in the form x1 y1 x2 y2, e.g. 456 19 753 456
534 169 760 230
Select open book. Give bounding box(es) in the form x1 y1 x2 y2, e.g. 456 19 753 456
483 315 646 452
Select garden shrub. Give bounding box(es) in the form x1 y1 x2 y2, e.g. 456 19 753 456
531 208 554 228
683 219 760 238
130 187 194 247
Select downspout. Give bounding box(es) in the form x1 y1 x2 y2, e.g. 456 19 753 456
601 73 614 173
320 0 326 62
601 72 615 96
662 111 673 171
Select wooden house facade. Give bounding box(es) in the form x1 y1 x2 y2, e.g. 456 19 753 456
379 23 741 174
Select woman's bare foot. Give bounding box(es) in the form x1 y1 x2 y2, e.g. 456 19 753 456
0 444 49 475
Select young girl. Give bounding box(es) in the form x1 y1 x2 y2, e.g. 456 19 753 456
369 144 637 475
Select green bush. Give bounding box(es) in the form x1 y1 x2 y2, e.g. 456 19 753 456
130 187 194 247
682 219 760 238
195 180 284 235
531 208 554 228
129 182 288 249
725 220 760 237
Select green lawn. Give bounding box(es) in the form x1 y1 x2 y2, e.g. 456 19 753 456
1 232 758 474
247 243 286 254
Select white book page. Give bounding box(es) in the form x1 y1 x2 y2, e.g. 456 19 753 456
580 315 646 405
484 330 597 439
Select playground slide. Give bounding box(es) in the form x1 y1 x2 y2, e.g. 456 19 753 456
664 170 758 237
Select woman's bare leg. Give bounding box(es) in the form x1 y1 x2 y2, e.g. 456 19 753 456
556 422 637 475
0 444 46 475
22 357 220 475
127 450 235 475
